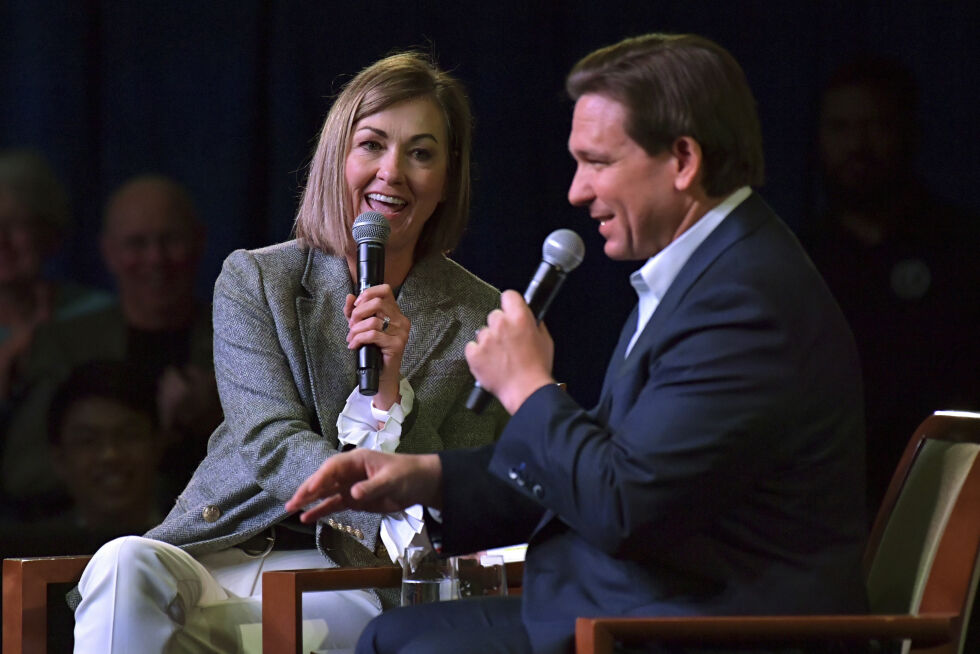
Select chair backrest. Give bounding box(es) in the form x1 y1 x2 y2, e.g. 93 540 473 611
863 412 980 641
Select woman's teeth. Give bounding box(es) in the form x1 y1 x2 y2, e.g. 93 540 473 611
367 193 407 208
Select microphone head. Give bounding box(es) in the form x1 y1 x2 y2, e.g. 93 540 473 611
542 229 585 272
352 211 390 245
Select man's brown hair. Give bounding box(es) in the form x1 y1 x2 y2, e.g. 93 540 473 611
567 34 765 197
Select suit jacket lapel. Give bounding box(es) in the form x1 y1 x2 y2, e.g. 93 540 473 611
296 249 357 446
595 305 638 417
614 192 773 383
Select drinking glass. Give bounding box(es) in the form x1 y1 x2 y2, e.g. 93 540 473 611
399 545 458 606
452 552 507 598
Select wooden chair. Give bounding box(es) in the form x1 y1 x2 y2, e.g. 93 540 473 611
1 550 522 654
576 411 980 654
260 559 525 654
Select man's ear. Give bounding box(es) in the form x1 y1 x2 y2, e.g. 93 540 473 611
671 136 703 192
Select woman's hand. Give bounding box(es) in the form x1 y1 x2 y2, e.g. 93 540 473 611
344 284 410 410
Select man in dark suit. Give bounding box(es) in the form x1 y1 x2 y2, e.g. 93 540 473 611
288 33 868 654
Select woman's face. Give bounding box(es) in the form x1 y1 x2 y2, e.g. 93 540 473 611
345 97 449 256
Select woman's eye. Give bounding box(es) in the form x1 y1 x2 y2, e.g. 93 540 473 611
411 148 433 162
359 140 382 152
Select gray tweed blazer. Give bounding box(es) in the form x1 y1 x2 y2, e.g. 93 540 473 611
144 241 507 571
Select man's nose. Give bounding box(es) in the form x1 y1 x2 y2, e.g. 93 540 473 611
140 239 168 264
567 167 593 207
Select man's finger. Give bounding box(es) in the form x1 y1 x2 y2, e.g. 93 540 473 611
499 289 529 314
348 473 390 503
285 483 320 512
298 495 346 523
286 467 340 510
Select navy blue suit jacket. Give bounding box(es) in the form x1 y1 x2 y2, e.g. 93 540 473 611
439 193 868 653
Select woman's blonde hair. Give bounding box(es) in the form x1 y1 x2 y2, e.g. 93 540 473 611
294 52 473 258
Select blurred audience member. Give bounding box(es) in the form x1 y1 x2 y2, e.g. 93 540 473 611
803 56 980 514
0 360 164 558
0 149 111 404
49 360 164 538
1 175 220 516
97 174 221 478
0 359 166 654
0 149 112 520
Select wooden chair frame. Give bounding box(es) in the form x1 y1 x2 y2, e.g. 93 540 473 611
2 552 521 654
261 560 524 654
3 555 92 654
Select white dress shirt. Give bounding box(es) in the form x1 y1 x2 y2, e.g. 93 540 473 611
625 186 752 356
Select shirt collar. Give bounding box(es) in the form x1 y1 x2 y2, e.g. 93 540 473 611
630 186 752 302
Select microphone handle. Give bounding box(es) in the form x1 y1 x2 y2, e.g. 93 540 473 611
466 262 568 412
357 242 385 396
524 261 567 320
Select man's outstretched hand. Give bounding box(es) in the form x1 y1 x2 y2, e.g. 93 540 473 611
286 449 443 523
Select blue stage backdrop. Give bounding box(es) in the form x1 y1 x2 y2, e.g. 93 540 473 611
2 0 977 405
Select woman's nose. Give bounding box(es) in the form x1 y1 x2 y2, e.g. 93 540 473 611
376 152 404 184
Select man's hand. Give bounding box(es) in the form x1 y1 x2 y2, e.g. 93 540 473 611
286 449 443 523
465 290 556 414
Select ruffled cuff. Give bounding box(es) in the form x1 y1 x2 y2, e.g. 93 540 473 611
336 377 415 453
379 504 430 563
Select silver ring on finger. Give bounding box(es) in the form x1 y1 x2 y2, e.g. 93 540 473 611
381 315 391 332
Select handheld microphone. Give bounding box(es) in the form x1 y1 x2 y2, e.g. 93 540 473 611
352 211 391 396
466 228 585 413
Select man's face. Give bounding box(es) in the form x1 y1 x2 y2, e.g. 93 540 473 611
567 94 684 261
818 84 907 203
52 397 159 527
101 181 202 308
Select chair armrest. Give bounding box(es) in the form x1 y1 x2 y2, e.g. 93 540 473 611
261 561 524 654
3 555 92 654
262 566 400 654
575 613 960 654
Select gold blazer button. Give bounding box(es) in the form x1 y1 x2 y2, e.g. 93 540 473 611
202 505 221 523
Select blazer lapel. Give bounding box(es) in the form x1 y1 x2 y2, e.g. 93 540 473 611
614 192 773 383
394 255 459 381
296 249 358 446
294 252 460 444
595 305 638 416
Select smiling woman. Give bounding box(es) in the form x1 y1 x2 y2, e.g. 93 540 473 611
70 51 507 654
345 97 449 267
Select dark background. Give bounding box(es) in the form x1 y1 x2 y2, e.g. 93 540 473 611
2 0 977 406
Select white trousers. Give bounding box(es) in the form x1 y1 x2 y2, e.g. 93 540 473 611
74 536 381 654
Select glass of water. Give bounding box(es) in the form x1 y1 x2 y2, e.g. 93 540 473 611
399 545 458 606
453 552 508 598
